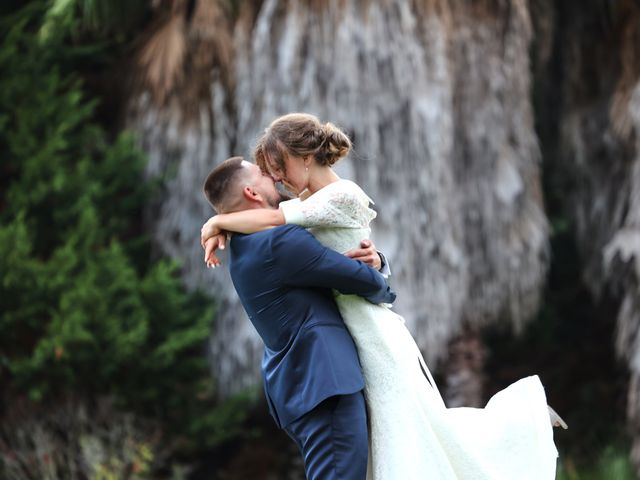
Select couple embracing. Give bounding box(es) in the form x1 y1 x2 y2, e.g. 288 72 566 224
200 113 563 480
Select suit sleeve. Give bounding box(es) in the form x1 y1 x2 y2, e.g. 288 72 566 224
272 225 396 305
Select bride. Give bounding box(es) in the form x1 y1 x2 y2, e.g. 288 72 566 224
201 113 562 479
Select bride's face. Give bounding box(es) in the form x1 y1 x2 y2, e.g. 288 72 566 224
267 153 309 196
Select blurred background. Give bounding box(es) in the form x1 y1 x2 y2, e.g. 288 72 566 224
1 0 639 478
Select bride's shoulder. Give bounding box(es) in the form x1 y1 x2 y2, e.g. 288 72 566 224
334 179 374 205
307 179 374 208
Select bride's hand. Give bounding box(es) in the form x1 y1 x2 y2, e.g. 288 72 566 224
344 239 382 271
204 234 226 268
201 216 222 246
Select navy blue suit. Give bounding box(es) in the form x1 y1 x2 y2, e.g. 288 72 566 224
228 224 395 479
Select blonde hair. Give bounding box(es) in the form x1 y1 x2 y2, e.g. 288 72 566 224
255 113 351 176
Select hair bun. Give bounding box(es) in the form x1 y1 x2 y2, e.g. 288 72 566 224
320 122 351 166
255 113 352 172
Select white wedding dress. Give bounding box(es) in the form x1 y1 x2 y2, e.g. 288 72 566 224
279 179 558 480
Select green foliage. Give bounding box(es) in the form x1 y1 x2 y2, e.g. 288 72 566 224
557 446 636 480
0 2 248 455
0 397 182 480
39 0 149 42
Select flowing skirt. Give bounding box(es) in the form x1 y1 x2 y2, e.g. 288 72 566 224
336 294 558 480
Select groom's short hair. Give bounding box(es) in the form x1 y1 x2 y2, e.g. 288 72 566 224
203 156 247 213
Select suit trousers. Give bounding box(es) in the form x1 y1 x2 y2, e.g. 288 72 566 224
284 391 368 480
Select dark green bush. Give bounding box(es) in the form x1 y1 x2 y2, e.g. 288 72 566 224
0 3 249 460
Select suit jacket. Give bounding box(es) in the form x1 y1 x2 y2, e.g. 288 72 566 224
228 224 396 428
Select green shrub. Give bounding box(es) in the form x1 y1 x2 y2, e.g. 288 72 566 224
0 3 249 463
557 446 635 480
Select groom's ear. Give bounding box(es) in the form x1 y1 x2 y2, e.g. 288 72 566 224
242 185 262 203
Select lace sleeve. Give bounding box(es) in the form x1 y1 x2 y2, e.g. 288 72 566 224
279 180 377 229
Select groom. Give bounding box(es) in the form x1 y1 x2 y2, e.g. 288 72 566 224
202 157 395 479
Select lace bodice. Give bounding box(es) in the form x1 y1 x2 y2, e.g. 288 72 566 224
279 179 377 253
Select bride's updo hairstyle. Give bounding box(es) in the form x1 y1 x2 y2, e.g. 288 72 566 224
255 113 352 176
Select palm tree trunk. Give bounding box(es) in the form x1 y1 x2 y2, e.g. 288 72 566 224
532 0 640 471
126 0 548 402
442 328 487 407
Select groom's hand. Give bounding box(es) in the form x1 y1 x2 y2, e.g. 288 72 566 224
344 239 382 271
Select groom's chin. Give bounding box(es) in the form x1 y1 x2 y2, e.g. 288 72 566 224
275 185 294 204
274 194 291 206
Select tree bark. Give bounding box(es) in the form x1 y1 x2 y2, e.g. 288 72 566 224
126 0 548 404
